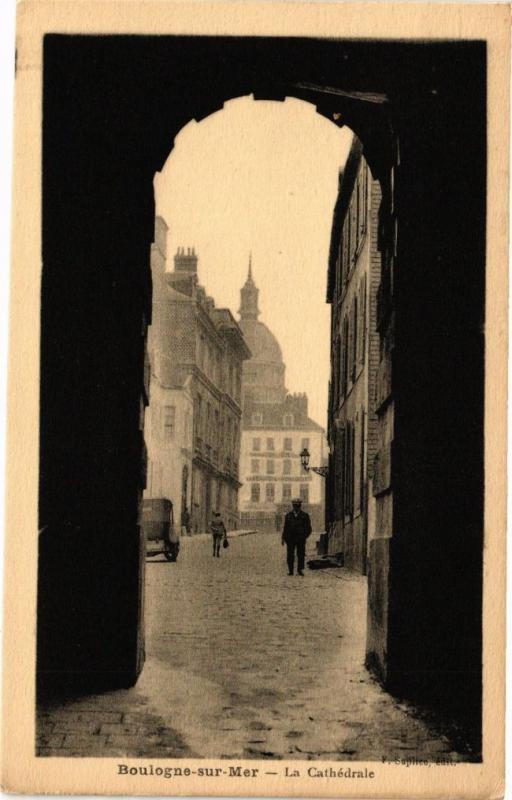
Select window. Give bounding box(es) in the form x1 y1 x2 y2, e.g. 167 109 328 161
206 402 211 443
283 459 291 475
360 410 366 510
252 412 263 425
282 483 292 500
347 306 354 384
352 296 358 378
283 413 294 427
251 459 260 474
163 405 175 440
253 438 261 452
359 275 367 365
284 437 292 451
196 395 202 435
267 438 274 451
334 426 344 520
342 216 350 286
267 460 275 474
334 335 341 408
301 438 310 450
199 335 205 369
251 483 260 503
299 484 309 504
341 317 349 398
343 420 355 518
335 254 342 300
266 483 275 502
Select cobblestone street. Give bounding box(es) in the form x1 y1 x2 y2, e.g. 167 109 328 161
37 532 473 760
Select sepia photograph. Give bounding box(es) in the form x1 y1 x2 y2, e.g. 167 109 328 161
1 2 508 797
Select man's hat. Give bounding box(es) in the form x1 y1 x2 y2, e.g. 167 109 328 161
291 497 303 504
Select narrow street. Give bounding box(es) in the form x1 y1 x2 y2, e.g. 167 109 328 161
37 532 471 760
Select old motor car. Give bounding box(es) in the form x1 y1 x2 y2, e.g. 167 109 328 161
141 498 179 562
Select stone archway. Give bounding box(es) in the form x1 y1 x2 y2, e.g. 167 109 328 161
38 34 484 747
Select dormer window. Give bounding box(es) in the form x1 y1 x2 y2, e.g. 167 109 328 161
283 413 294 427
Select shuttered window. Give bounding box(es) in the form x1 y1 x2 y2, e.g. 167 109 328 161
360 410 366 510
343 420 355 518
341 318 349 398
360 275 367 365
352 297 358 378
348 307 355 385
334 426 345 520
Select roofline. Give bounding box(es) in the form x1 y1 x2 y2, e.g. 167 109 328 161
241 420 325 433
214 308 252 359
326 136 364 304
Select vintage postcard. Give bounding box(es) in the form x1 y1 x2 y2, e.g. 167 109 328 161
1 1 509 797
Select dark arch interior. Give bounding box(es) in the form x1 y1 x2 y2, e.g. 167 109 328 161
38 34 485 753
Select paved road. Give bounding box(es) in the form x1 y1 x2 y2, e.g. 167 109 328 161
37 531 473 760
140 531 470 760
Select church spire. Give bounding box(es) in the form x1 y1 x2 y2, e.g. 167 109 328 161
239 253 260 320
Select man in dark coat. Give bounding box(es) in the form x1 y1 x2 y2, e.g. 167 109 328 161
281 498 312 576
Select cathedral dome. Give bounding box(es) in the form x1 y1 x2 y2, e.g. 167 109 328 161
237 318 283 365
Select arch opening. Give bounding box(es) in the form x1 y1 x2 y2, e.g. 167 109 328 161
38 34 485 756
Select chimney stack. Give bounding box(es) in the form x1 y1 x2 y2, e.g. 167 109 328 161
174 247 198 274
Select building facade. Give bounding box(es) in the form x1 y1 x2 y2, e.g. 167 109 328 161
238 264 326 532
326 139 381 573
144 217 194 530
145 217 250 533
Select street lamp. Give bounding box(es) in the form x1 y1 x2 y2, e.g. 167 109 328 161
300 447 329 478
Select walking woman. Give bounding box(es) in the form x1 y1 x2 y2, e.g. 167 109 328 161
210 511 227 557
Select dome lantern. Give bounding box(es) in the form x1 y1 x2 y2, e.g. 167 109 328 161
239 254 260 320
238 258 287 405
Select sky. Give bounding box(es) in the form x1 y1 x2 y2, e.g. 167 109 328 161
154 95 353 427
